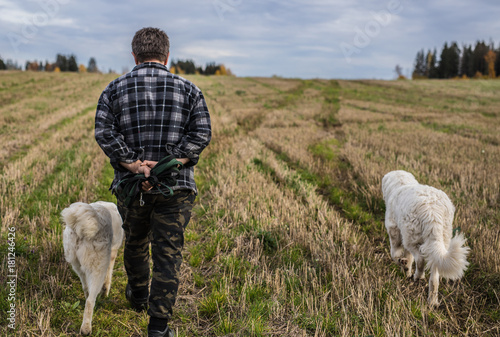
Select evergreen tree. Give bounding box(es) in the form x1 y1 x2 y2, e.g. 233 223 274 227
428 49 439 78
68 54 78 72
88 57 98 73
449 42 460 77
0 58 6 70
438 42 460 78
204 62 219 75
472 41 489 76
460 45 473 77
437 43 448 78
412 49 427 78
56 54 68 71
496 47 500 79
170 59 197 74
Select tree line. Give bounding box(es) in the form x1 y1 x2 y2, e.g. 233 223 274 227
1 55 233 76
24 54 99 73
0 54 99 73
413 40 500 79
169 59 233 76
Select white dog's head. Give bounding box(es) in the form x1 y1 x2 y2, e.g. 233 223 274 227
381 170 419 202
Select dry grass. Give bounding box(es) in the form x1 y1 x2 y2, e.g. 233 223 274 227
178 76 500 336
0 73 499 336
338 79 500 275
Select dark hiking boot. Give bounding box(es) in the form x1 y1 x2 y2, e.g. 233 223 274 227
125 283 148 312
148 325 175 337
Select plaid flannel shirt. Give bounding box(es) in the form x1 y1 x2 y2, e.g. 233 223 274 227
95 62 211 195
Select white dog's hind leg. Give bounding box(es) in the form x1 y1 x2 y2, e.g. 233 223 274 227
428 265 440 307
103 249 118 297
70 261 89 298
387 225 404 261
413 253 426 281
80 274 89 299
80 265 107 335
80 276 105 335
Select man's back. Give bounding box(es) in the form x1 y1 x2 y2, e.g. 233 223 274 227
95 62 211 193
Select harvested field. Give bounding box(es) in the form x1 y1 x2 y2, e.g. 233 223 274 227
0 72 499 336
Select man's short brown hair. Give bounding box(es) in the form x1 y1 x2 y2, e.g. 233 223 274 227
132 27 170 63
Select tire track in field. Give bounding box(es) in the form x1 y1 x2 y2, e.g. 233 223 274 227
248 78 388 249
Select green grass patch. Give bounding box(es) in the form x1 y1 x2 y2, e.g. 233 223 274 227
255 229 278 254
308 138 340 161
481 111 496 118
198 288 228 318
316 80 341 127
421 121 473 134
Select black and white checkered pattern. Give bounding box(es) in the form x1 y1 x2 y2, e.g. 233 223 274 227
95 62 211 194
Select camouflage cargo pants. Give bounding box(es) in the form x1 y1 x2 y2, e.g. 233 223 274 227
117 190 196 320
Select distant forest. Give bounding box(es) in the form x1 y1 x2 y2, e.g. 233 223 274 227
0 54 99 73
169 59 233 76
0 54 233 76
413 40 499 79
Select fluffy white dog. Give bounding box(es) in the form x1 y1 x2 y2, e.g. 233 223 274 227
61 201 124 335
381 170 470 307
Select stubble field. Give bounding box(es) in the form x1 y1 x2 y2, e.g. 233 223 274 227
0 71 499 336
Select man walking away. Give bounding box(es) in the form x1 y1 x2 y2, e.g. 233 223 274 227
95 27 211 337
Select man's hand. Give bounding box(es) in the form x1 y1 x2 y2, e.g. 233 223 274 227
140 161 157 190
120 160 153 191
140 158 188 168
176 158 189 165
141 160 158 169
120 160 144 174
120 158 189 192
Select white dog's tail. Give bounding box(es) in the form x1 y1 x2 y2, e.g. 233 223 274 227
422 233 470 280
61 202 101 239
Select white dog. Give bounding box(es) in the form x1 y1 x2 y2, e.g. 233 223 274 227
61 201 124 335
381 170 470 307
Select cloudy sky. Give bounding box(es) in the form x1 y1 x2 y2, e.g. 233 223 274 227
1 0 499 79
